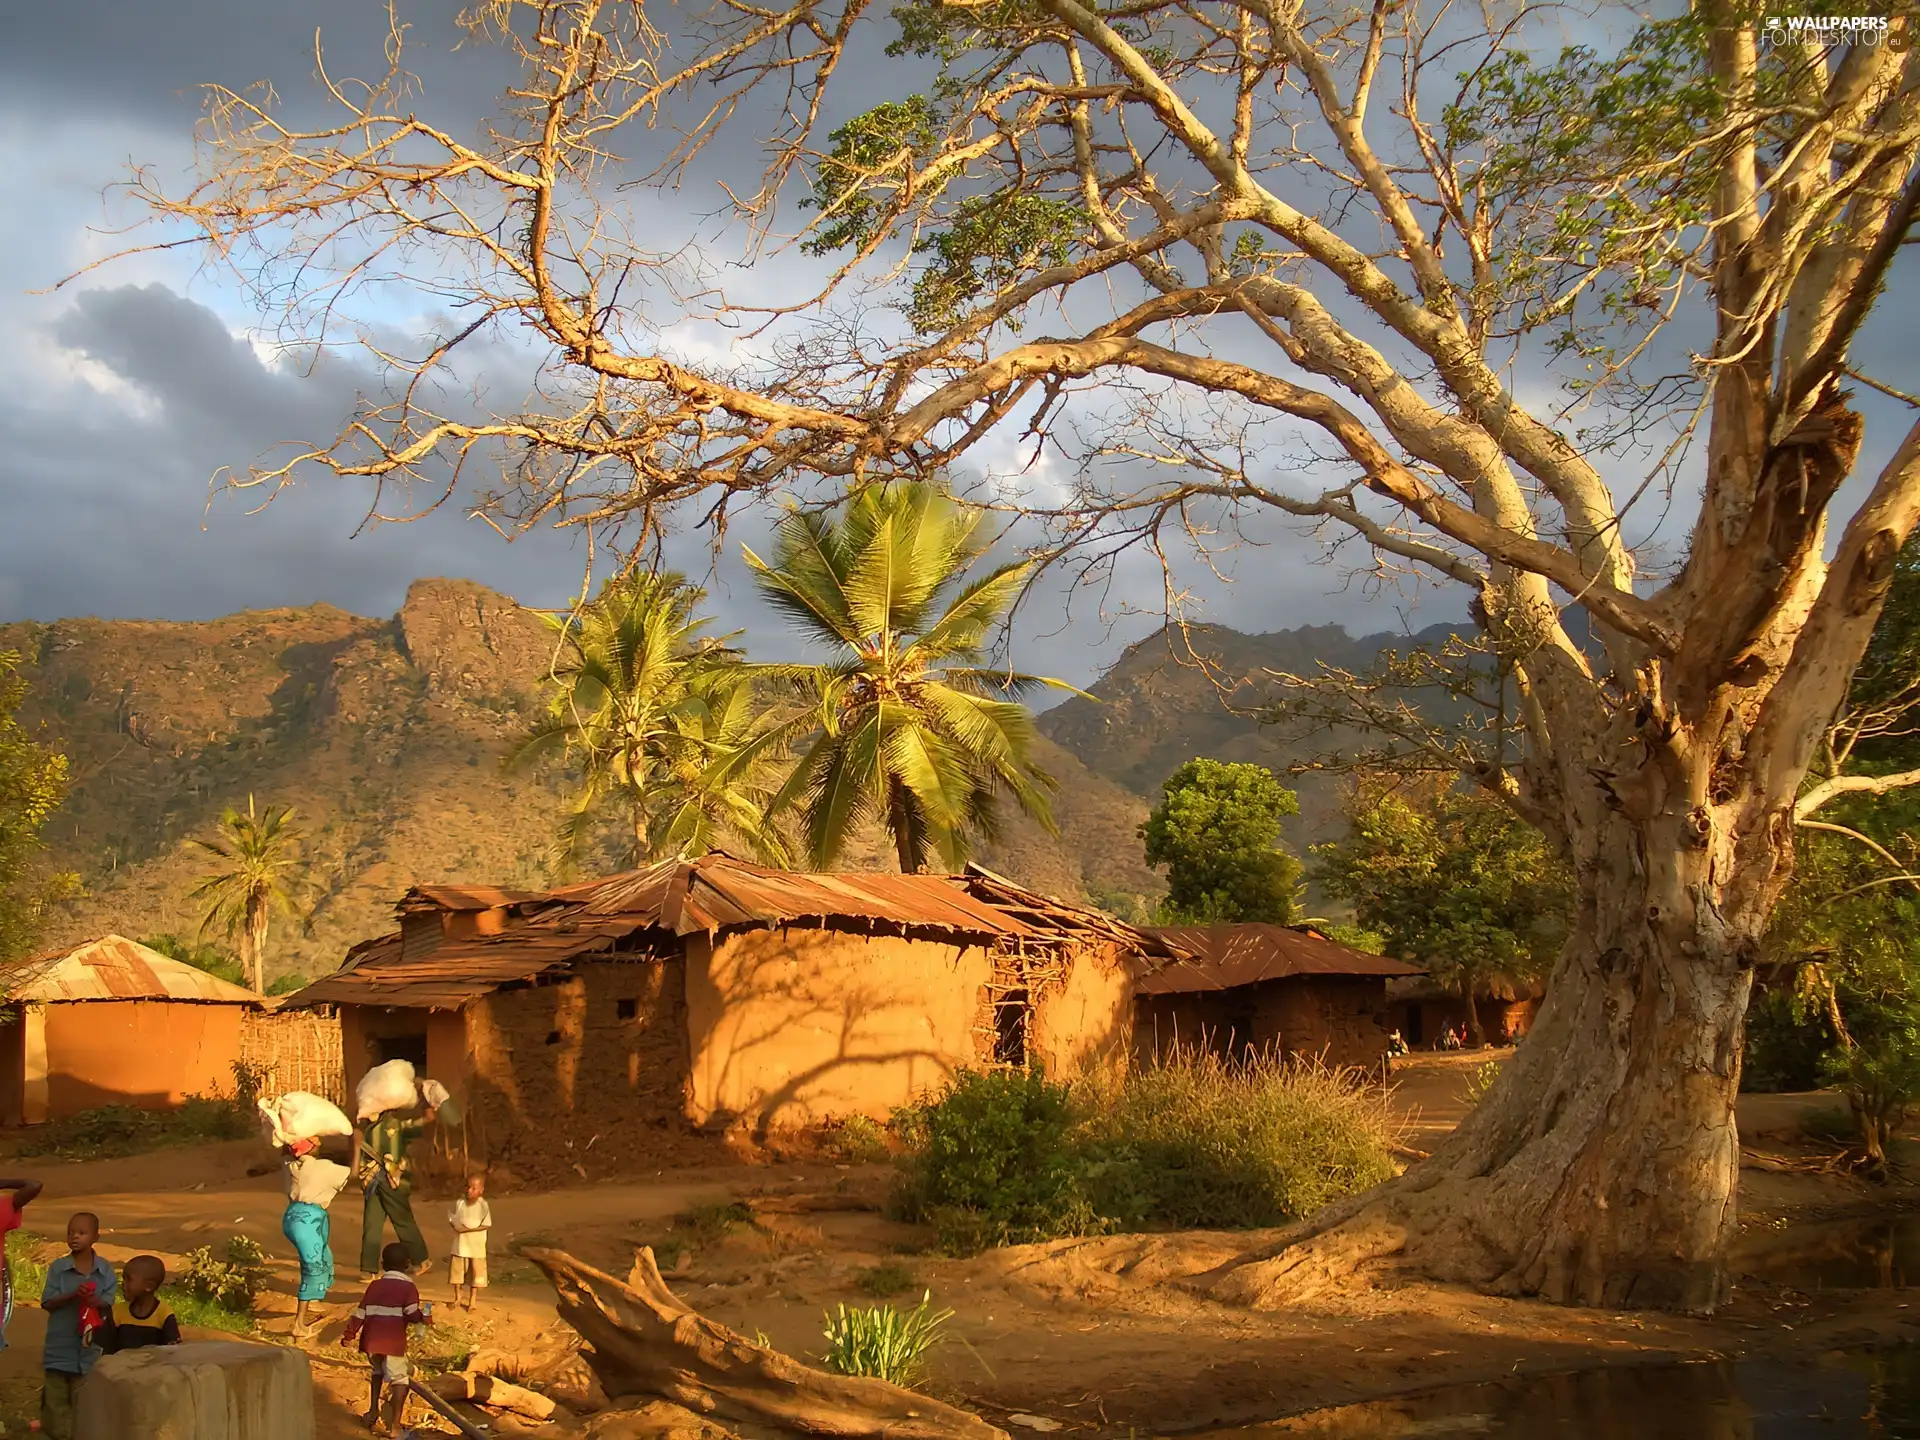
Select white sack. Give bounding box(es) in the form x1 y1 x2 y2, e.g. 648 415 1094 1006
355 1059 420 1122
257 1092 354 1148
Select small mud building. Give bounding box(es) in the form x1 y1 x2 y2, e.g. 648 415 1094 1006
1134 924 1424 1070
285 856 1175 1175
0 935 263 1125
1385 973 1543 1048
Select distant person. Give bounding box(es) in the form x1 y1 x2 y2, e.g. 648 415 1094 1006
447 1174 492 1312
282 1135 353 1335
40 1212 116 1440
1386 1030 1409 1059
0 1173 44 1353
101 1255 181 1351
358 1099 438 1278
343 1241 431 1436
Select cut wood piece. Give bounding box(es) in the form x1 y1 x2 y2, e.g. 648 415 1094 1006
586 1398 741 1440
433 1370 560 1420
76 1339 314 1440
524 1246 1007 1440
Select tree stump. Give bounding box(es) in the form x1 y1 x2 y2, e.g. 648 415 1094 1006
75 1340 314 1440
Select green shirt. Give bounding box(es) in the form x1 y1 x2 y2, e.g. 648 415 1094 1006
364 1114 426 1191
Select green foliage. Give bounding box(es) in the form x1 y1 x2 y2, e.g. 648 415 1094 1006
15 1095 253 1160
187 796 310 994
1314 782 1569 1017
819 1293 951 1387
266 971 309 996
178 1235 269 1315
1140 759 1302 924
1077 1051 1400 1231
748 481 1070 873
140 934 245 987
0 651 79 966
1464 1058 1504 1105
1742 987 1835 1094
892 1069 1098 1253
1321 923 1386 955
514 572 793 871
674 1201 756 1249
892 1057 1400 1253
852 1261 919 1298
826 1114 891 1164
908 192 1080 333
802 97 944 255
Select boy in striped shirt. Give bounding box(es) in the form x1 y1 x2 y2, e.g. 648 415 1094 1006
341 1242 430 1435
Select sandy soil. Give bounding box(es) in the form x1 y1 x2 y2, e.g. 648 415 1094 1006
0 1053 1908 1437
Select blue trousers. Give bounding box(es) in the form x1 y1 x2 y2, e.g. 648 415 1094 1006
282 1201 334 1303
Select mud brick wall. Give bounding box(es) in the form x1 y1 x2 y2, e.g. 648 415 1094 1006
461 959 689 1180
1132 976 1392 1070
1029 943 1134 1083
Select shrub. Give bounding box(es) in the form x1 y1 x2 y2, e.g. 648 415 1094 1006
178 1235 269 1315
892 1069 1101 1254
7 1231 50 1299
827 1115 891 1164
1464 1057 1503 1105
820 1293 951 1386
853 1261 918 1297
892 1054 1401 1250
1080 1050 1401 1230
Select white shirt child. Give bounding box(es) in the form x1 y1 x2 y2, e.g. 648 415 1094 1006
449 1195 492 1259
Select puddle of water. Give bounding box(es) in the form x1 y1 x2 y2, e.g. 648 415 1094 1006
1205 1355 1917 1438
1735 1214 1920 1290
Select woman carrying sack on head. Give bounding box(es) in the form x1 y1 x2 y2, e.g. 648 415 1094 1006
282 1137 352 1336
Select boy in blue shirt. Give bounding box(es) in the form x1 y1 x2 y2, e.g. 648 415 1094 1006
40 1212 116 1440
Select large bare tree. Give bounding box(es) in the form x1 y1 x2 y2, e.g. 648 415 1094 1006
83 0 1918 1309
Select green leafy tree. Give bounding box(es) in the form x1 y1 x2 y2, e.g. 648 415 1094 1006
514 572 792 870
0 653 78 965
747 482 1070 873
1139 760 1302 924
1315 782 1570 1044
188 797 309 995
139 934 246 988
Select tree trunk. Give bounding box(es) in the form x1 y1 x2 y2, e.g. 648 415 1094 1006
1460 986 1486 1048
522 1247 1006 1440
245 898 267 996
1206 812 1762 1313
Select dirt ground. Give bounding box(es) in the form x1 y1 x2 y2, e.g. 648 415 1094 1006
0 1051 1912 1437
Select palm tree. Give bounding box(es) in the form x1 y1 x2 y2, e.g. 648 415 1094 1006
188 797 309 995
514 572 792 869
745 481 1076 873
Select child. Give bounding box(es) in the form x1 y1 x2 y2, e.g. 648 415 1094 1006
0 1173 43 1354
40 1212 116 1440
342 1240 430 1436
447 1173 491 1311
102 1255 181 1352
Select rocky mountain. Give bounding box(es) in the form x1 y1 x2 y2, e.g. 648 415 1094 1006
1037 618 1469 856
1 579 1162 984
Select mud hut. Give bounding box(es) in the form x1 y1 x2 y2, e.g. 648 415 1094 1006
283 857 1176 1178
0 936 263 1125
1134 924 1424 1070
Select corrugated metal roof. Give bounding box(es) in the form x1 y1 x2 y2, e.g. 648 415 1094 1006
397 884 547 915
0 936 263 1005
285 854 1181 1013
556 855 1038 939
1137 924 1425 994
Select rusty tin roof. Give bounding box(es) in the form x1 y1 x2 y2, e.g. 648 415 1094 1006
1137 924 1425 994
0 935 263 1005
287 854 1175 1012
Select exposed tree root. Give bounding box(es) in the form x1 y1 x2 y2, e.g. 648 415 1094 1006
523 1247 1008 1440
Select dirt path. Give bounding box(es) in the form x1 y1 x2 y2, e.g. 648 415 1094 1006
0 1063 1900 1436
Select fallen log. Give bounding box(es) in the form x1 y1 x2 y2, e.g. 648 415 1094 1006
433 1370 560 1421
408 1381 492 1440
522 1246 1007 1440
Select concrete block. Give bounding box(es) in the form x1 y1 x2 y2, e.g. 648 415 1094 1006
75 1339 314 1440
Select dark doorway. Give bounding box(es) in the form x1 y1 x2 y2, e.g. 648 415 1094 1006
993 989 1029 1067
375 1034 428 1070
1405 1006 1424 1046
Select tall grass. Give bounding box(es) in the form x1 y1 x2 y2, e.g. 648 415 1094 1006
1082 1049 1402 1230
820 1293 951 1386
894 1052 1401 1254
